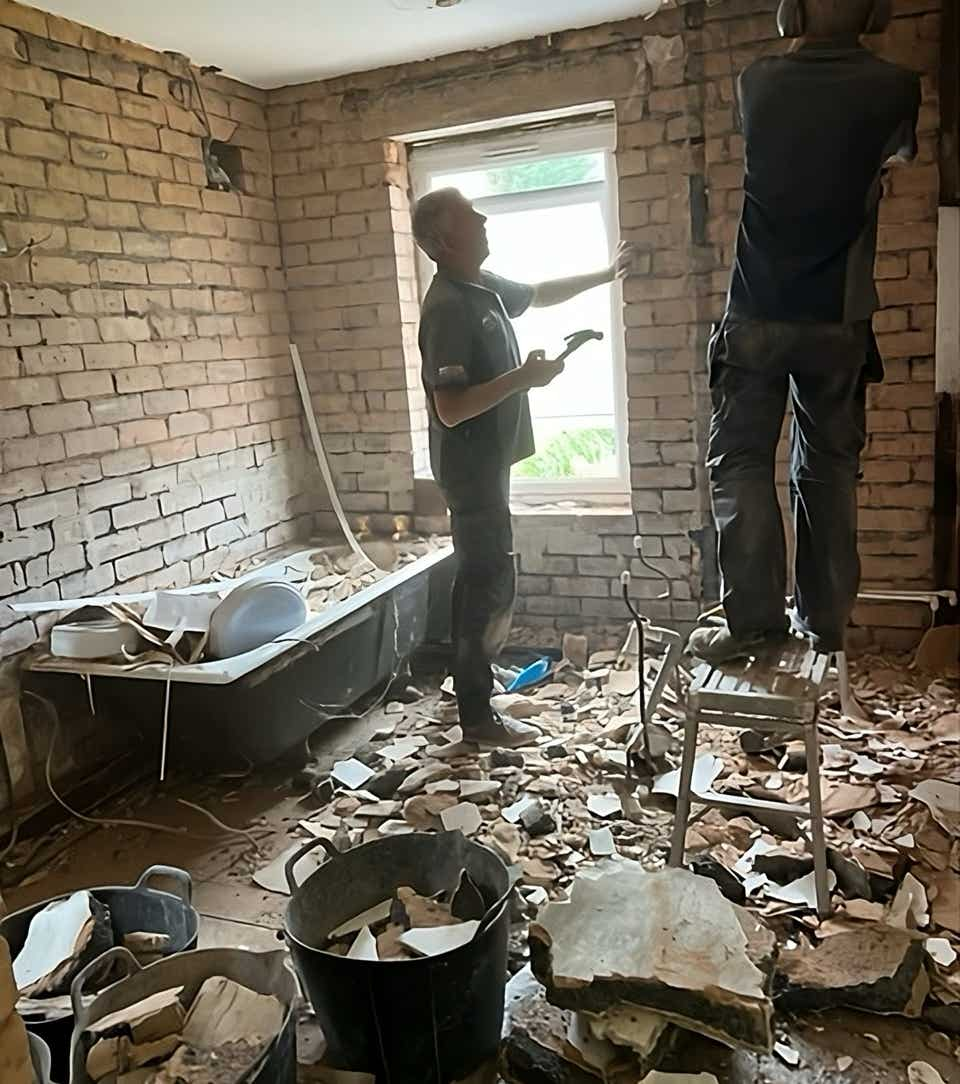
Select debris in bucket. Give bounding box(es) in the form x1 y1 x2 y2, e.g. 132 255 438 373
123 932 172 967
80 975 283 1083
13 890 113 998
321 877 485 961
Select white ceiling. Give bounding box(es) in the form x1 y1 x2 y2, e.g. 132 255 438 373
30 0 662 89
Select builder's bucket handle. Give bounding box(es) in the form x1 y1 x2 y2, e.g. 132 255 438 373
284 835 339 895
70 946 142 1025
135 864 193 906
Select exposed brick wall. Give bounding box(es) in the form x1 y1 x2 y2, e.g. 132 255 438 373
269 0 942 646
0 0 943 659
0 0 323 656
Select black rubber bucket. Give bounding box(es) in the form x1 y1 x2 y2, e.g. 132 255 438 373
68 946 298 1084
1 865 198 1081
284 831 511 1084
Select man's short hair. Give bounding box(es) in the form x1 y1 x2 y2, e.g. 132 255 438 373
412 188 459 262
803 0 876 35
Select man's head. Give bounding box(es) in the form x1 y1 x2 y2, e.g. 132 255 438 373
412 188 488 274
777 0 892 39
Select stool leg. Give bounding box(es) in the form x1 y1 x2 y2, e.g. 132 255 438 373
669 709 701 868
803 719 831 918
837 650 869 723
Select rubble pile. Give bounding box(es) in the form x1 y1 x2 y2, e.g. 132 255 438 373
266 635 957 1077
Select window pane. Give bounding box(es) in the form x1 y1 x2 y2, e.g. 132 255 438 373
482 198 619 482
432 152 604 200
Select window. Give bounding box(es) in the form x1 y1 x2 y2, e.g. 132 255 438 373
409 114 628 500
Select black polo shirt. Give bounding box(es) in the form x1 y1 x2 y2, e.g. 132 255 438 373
729 44 921 323
419 269 535 507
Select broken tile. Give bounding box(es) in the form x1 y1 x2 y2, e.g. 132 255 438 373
459 779 501 800
346 927 379 961
652 754 723 798
331 758 376 790
520 800 556 838
773 1041 800 1067
764 870 837 909
253 843 324 895
888 872 930 929
529 864 774 1051
910 780 960 837
329 899 393 940
908 1064 948 1084
924 938 957 967
589 828 616 857
399 921 479 957
398 763 452 795
503 796 537 824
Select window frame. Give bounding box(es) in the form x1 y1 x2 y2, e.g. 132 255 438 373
408 117 630 502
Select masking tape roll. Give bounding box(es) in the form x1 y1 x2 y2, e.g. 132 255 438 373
50 618 143 660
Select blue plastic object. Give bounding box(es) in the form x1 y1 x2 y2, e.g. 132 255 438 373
507 656 552 692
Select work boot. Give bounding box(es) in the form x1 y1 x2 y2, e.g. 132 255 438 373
462 713 542 749
687 623 786 664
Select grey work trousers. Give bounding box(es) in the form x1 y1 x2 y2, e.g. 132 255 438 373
445 469 517 728
707 317 875 654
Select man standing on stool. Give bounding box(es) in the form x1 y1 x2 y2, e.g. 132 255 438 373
689 0 920 664
413 187 633 747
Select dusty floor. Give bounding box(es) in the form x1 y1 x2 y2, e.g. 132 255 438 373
3 674 958 1084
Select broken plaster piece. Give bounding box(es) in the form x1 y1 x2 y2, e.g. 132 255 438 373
852 811 872 831
329 899 393 940
13 890 94 996
909 780 960 838
888 873 929 929
836 1056 854 1071
774 1042 801 1067
253 843 324 895
440 802 482 836
529 863 773 1051
503 796 537 824
587 793 622 819
588 1004 669 1056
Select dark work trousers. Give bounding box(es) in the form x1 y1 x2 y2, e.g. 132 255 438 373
445 469 516 728
707 318 874 654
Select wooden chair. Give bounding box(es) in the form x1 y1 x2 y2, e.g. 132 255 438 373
668 636 833 917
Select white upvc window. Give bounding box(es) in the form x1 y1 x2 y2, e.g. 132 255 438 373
409 111 629 502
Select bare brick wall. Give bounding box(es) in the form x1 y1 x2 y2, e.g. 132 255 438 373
0 0 324 656
0 0 943 658
270 0 942 647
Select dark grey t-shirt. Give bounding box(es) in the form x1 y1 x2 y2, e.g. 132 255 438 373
729 44 921 323
419 269 535 504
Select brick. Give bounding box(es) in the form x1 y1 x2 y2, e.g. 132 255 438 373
184 501 225 532
112 497 160 528
0 375 57 406
115 366 162 393
90 394 143 425
59 370 113 398
52 102 109 140
0 59 58 98
21 344 82 374
25 189 86 220
1 465 43 500
43 456 102 489
64 425 119 457
29 399 91 434
71 138 126 171
66 226 122 253
0 150 44 186
159 127 199 158
16 489 78 528
61 77 119 114
106 173 156 203
118 418 168 446
163 532 204 563
82 342 136 369
3 433 64 468
108 114 160 150
143 389 189 415
98 315 151 342
97 258 148 284
87 528 140 566
158 181 202 209
80 478 131 511
9 126 67 159
23 33 89 77
159 483 202 515
169 410 210 436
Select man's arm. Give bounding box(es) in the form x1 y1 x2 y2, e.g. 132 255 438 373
530 241 636 308
433 351 564 428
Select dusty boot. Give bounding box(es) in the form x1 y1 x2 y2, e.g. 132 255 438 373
462 713 542 749
687 623 781 664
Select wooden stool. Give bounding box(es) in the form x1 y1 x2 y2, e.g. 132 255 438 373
669 637 833 917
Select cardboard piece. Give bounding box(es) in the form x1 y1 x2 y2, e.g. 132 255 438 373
182 976 283 1050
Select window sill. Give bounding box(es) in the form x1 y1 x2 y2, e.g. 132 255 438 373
510 494 633 519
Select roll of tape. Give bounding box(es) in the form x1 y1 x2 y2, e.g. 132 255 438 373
50 618 143 660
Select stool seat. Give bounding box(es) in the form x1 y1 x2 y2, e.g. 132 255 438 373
670 636 833 916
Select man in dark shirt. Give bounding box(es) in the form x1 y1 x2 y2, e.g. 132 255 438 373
689 0 921 663
414 187 632 746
